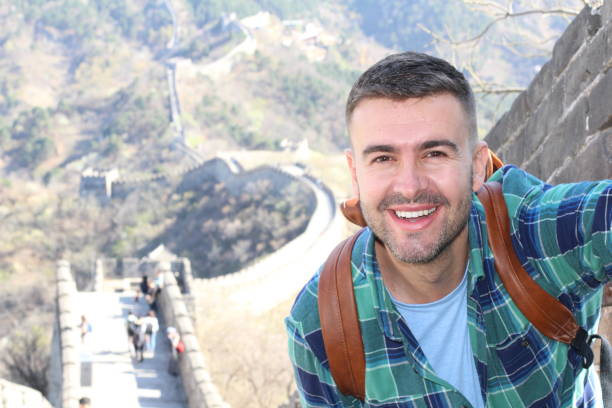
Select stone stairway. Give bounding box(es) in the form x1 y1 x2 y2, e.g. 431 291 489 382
76 290 187 408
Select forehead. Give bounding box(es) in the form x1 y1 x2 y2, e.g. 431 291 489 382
348 94 469 149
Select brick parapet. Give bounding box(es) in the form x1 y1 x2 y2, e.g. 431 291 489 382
486 4 612 182
158 270 229 408
0 379 53 408
50 260 81 408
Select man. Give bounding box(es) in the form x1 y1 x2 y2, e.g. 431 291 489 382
78 397 91 408
285 52 611 407
141 310 160 354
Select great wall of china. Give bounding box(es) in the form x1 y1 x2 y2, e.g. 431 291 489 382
45 152 340 408
1 2 610 407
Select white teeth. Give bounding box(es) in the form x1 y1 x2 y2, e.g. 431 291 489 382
395 207 437 219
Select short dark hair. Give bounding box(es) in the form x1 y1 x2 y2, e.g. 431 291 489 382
79 397 91 405
346 52 477 144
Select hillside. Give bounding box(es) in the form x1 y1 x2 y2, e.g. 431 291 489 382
0 0 586 402
0 0 584 175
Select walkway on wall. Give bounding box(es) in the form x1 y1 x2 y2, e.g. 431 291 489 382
76 288 187 408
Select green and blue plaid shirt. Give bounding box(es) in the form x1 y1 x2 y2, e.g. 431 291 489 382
286 166 612 407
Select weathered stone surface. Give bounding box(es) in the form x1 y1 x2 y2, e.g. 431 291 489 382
182 337 200 354
603 0 612 24
588 69 612 132
563 45 594 111
586 17 611 74
607 16 612 63
173 301 190 320
484 110 510 150
486 90 536 153
522 83 564 163
524 60 554 119
176 315 195 335
157 262 228 408
187 350 207 368
499 129 528 167
539 99 589 178
550 129 612 183
552 7 601 76
0 379 53 408
502 92 532 144
588 9 603 36
523 147 544 178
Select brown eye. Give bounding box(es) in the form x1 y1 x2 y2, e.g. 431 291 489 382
425 151 445 158
373 155 392 163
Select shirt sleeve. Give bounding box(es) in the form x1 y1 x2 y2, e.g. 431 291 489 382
496 166 612 299
285 314 362 408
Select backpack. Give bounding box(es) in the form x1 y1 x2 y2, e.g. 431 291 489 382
128 321 138 334
175 340 185 354
318 149 610 401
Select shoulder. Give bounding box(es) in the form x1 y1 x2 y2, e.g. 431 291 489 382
286 230 372 358
487 165 612 224
485 165 612 307
290 228 369 325
289 267 321 324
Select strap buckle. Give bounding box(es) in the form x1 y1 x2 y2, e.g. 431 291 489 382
571 327 597 369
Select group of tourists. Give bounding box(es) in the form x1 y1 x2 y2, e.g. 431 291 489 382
135 271 164 313
125 271 185 373
126 310 159 362
125 271 164 362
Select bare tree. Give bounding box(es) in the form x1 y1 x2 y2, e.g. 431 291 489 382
418 0 592 133
1 326 51 396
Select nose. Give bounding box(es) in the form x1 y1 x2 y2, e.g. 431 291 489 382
391 159 428 199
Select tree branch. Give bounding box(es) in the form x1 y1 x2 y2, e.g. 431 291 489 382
420 8 579 46
473 87 525 94
463 0 508 13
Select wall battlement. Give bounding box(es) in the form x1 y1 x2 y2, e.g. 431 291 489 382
486 4 612 182
47 260 80 408
0 379 53 408
82 155 303 202
158 268 229 408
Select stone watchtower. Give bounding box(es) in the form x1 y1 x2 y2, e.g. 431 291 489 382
79 168 120 200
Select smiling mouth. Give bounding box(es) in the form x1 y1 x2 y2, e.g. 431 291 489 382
394 207 437 220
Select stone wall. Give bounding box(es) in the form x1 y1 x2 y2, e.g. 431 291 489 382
196 173 335 289
0 379 53 408
484 2 612 364
157 269 229 408
485 3 612 182
110 157 237 199
47 260 80 408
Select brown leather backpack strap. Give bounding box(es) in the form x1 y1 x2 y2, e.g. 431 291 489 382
478 182 594 366
318 229 366 400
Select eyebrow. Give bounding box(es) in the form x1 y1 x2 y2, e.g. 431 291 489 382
362 144 396 157
361 139 459 158
421 139 459 152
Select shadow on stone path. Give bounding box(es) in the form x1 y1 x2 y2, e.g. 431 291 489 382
77 291 187 408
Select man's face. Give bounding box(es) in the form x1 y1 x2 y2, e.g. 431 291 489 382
346 94 487 264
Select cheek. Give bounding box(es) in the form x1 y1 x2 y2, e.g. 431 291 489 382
434 167 472 196
354 171 382 201
354 177 368 200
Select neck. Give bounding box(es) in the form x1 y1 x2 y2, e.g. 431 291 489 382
375 227 469 304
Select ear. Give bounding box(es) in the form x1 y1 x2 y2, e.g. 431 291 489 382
471 141 490 192
345 148 359 198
